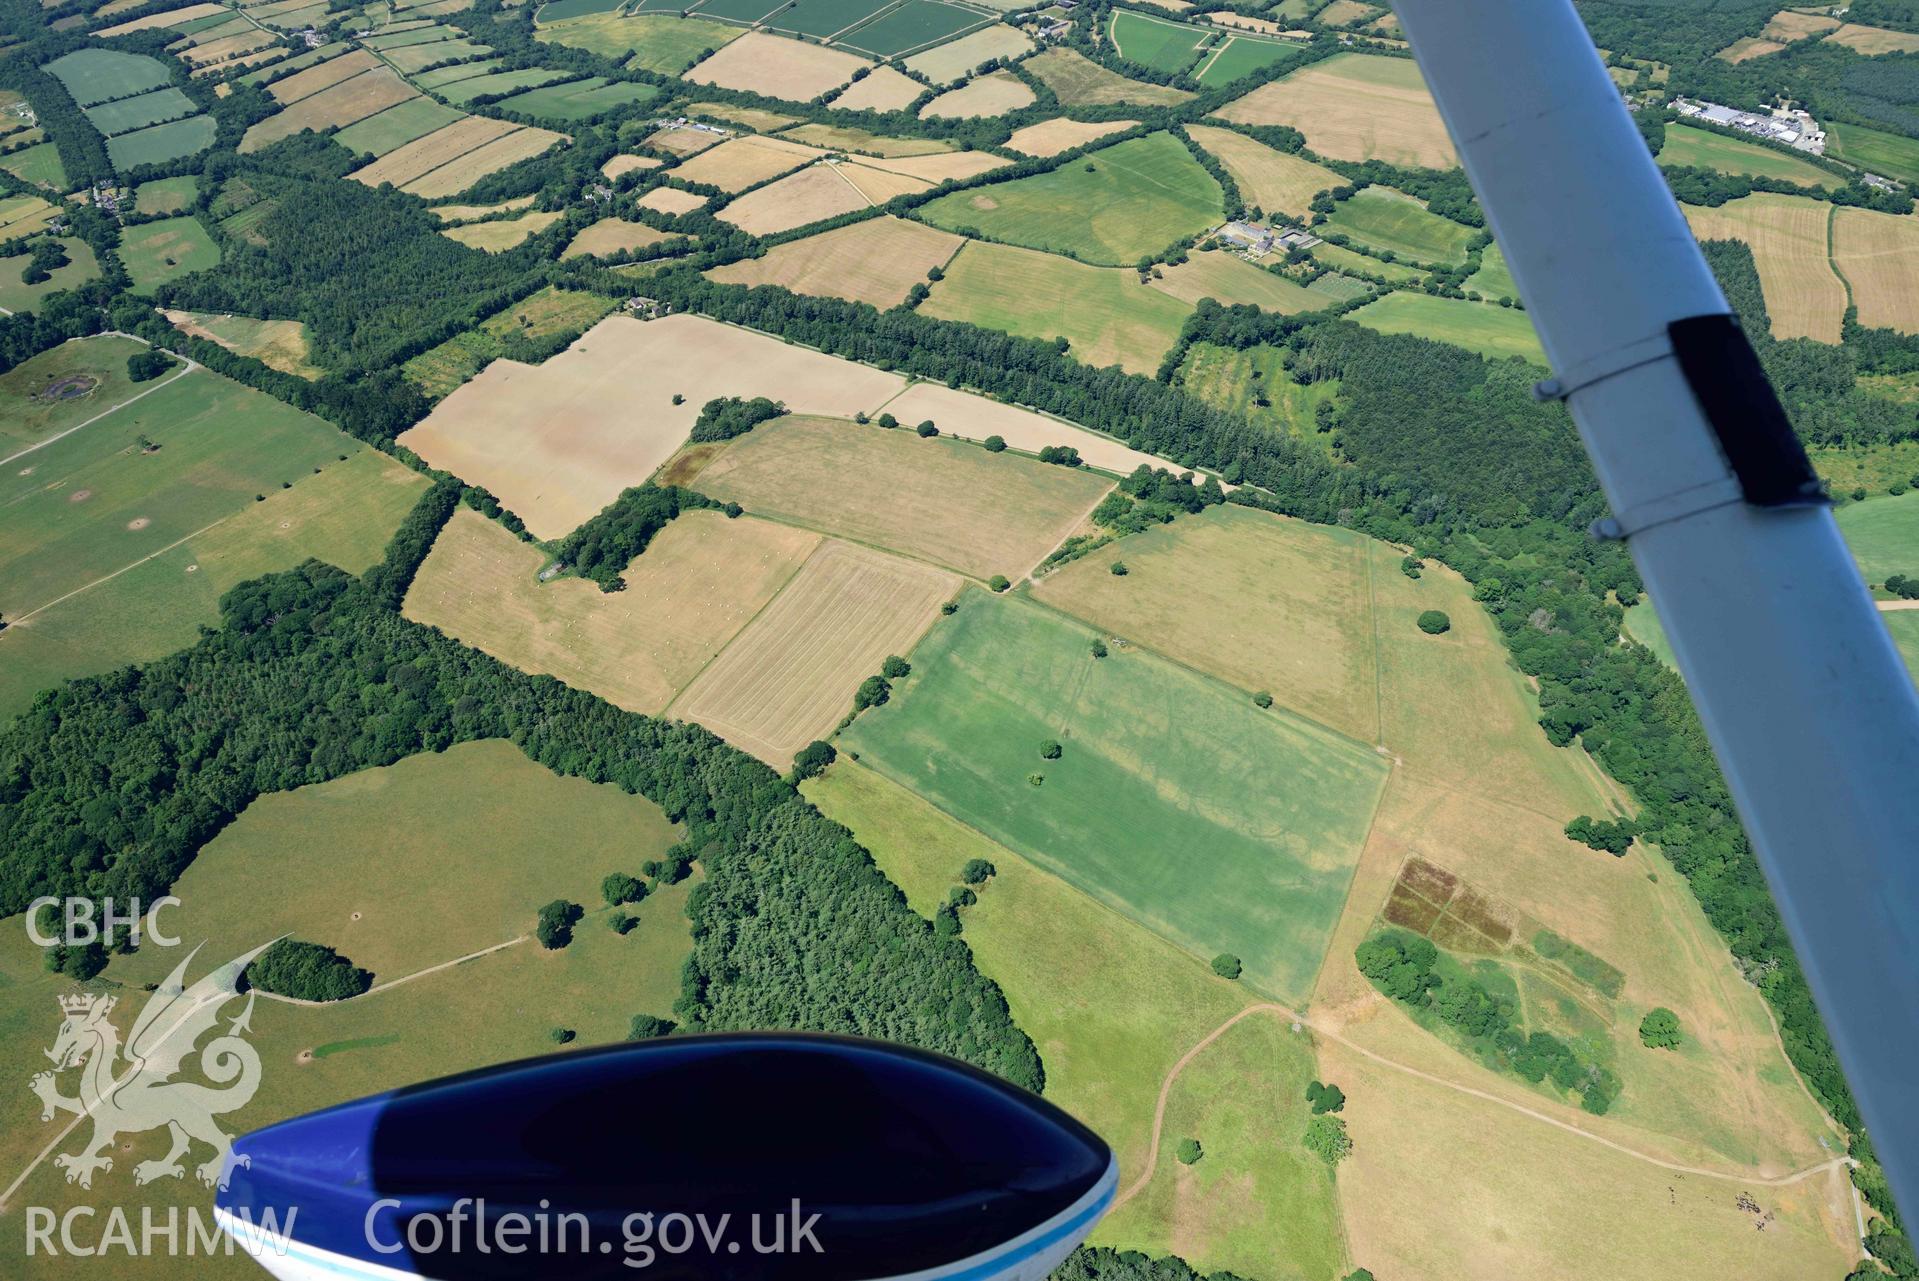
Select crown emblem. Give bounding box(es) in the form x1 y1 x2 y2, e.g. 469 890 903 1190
58 993 111 1017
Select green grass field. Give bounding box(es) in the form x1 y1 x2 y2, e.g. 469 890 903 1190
1658 122 1838 190
105 115 217 170
0 141 68 190
1176 341 1340 449
1322 186 1475 266
1827 119 1919 186
1622 600 1677 669
493 75 659 121
1465 242 1518 303
922 239 1192 375
0 449 427 720
1193 35 1301 87
133 174 199 214
0 236 99 313
83 86 196 137
917 131 1223 265
43 47 171 105
441 67 570 104
0 742 694 1277
1109 9 1210 74
839 590 1389 1001
1885 610 1919 684
805 762 1345 1278
1311 239 1424 282
0 333 151 452
0 365 357 622
539 13 740 73
119 216 220 293
333 96 463 156
1348 292 1546 363
1836 490 1919 583
833 0 990 57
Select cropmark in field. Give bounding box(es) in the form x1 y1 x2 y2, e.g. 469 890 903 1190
841 590 1389 1001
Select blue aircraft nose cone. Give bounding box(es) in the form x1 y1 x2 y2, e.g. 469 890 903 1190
216 1033 1116 1281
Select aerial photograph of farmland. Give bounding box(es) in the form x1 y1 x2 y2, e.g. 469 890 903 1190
2 0 1918 1276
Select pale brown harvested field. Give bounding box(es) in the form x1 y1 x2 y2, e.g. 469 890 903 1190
1315 0 1377 23
1761 8 1838 41
97 1 222 34
1205 11 1283 32
901 24 1032 83
693 414 1115 579
668 539 959 765
1827 21 1919 53
404 507 821 714
601 153 663 179
716 165 870 235
778 123 955 156
1320 1037 1855 1281
1006 117 1138 157
850 149 1007 183
431 194 536 222
708 216 964 306
398 314 908 538
669 134 823 192
349 115 518 188
403 125 566 198
242 67 416 150
177 28 276 64
193 46 285 76
683 31 872 102
836 161 932 204
880 380 1206 480
259 47 370 93
1186 122 1341 218
1832 206 1919 333
637 186 708 215
828 67 923 113
1685 194 1845 341
920 70 1034 118
1210 53 1455 169
645 125 724 155
563 216 672 258
1718 36 1787 62
439 208 563 251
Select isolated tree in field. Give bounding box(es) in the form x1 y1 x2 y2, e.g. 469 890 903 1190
1417 610 1451 635
1110 560 1128 576
854 675 890 710
983 434 1006 452
1342 1271 1376 1281
1039 739 1062 759
602 872 646 906
1401 555 1423 579
1639 1007 1682 1050
941 599 959 615
916 420 938 437
724 502 742 518
1254 691 1273 708
878 413 898 428
989 575 1010 592
1566 815 1636 855
550 1027 576 1044
791 740 836 781
882 655 911 679
1090 638 1108 658
1303 1115 1352 1166
1176 1138 1202 1165
1027 772 1044 787
610 912 638 935
536 899 583 949
949 885 976 908
961 858 995 885
1212 953 1242 980
628 1014 676 1040
1306 1080 1346 1114
128 350 173 382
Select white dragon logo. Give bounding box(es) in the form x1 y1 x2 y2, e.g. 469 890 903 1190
31 942 273 1191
